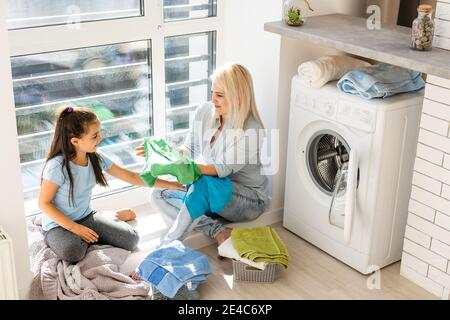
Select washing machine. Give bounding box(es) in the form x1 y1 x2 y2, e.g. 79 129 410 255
283 75 424 274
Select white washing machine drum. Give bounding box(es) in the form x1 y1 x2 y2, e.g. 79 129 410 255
306 130 358 196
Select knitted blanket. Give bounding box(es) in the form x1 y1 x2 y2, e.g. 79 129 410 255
28 216 150 300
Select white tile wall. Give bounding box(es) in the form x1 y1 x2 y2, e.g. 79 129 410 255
401 252 429 276
418 129 450 153
444 154 450 169
436 1 450 21
435 212 450 230
400 265 444 297
434 1 450 51
412 171 442 195
442 184 450 199
408 198 436 221
411 186 450 215
420 114 449 136
403 238 447 270
430 239 450 259
422 98 450 122
416 143 444 165
405 225 432 248
402 73 450 299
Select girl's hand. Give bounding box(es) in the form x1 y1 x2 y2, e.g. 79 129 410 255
70 223 99 243
135 145 145 157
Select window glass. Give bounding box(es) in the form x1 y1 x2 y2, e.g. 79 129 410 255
12 41 152 215
164 0 216 22
7 0 142 29
164 31 216 146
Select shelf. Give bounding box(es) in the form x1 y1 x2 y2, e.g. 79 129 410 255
264 14 450 79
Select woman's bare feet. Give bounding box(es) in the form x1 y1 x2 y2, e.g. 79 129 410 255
215 227 232 246
129 271 142 281
115 208 137 222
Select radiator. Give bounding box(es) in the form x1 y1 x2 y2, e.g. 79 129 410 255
0 227 19 299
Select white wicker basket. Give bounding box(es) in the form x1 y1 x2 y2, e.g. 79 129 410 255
232 260 282 283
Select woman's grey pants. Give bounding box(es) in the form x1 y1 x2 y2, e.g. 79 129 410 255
44 211 140 263
160 181 267 240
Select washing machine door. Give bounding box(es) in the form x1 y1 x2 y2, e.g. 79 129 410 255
295 122 360 246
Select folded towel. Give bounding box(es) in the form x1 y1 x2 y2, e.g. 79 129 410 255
137 240 211 298
231 227 289 268
298 55 371 89
337 63 425 99
218 237 268 270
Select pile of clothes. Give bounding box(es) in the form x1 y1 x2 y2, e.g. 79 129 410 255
218 226 289 270
297 55 425 99
136 240 211 299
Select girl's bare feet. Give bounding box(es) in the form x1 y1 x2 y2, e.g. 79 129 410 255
129 271 142 281
215 227 232 246
115 208 137 222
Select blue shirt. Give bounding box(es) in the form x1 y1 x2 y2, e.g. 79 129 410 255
41 152 113 231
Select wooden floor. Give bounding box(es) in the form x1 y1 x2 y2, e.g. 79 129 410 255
196 223 437 300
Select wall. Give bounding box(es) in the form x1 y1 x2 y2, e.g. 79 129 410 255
400 74 450 300
0 2 33 298
399 1 450 300
434 0 450 51
222 0 282 132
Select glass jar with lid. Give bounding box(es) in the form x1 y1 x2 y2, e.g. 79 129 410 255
410 4 434 51
283 0 314 27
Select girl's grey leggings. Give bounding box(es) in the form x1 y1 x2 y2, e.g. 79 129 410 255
44 211 139 263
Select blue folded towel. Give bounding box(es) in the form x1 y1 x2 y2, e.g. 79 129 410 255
337 63 425 99
137 240 211 298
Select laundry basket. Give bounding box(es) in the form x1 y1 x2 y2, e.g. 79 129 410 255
232 260 282 283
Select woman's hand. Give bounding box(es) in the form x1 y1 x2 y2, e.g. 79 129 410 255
135 146 145 157
69 223 99 243
177 147 189 157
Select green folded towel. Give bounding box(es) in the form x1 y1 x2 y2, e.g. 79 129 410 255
139 137 202 187
231 227 290 268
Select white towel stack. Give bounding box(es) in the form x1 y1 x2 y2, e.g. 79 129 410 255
218 237 267 270
298 55 371 89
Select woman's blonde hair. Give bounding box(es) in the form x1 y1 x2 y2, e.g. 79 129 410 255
210 63 264 130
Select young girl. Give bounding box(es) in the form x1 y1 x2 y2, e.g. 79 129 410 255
39 106 184 263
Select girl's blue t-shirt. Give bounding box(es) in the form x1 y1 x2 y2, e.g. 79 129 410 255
41 152 113 231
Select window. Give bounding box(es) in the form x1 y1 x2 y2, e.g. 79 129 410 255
7 0 143 29
164 0 217 22
7 0 221 216
165 31 216 146
12 41 151 214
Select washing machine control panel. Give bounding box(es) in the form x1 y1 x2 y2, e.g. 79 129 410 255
295 91 377 133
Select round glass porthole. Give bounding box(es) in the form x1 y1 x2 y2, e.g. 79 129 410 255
306 130 358 196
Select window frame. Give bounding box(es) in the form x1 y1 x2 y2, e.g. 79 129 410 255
7 0 224 214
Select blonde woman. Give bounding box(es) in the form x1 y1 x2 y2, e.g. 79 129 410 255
145 63 270 246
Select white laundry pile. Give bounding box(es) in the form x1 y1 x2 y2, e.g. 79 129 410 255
218 237 268 270
298 55 371 89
